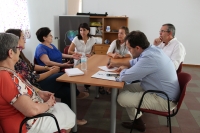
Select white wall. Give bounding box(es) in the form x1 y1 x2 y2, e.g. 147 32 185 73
25 0 66 62
83 0 200 65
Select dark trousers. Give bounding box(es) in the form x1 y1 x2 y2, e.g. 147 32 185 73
38 72 79 108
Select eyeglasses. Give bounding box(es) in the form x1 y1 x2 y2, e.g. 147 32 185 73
16 46 23 51
159 30 170 33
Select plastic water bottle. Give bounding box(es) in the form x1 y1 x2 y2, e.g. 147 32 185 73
81 53 87 71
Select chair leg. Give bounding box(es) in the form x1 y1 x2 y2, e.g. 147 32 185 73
167 117 169 127
168 117 172 133
130 121 134 133
130 110 140 133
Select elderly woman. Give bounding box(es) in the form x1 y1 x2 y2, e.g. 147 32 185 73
6 29 88 125
34 27 80 68
0 33 75 133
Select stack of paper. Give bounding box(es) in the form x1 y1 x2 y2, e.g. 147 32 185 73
65 68 84 76
91 71 118 81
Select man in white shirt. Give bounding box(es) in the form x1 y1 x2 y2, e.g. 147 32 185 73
154 23 186 70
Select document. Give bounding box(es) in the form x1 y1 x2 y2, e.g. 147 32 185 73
65 68 84 76
91 71 119 81
98 66 118 71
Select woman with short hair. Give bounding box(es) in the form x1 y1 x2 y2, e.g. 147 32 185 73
0 33 75 133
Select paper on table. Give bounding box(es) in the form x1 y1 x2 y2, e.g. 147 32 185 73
65 68 84 76
91 71 118 81
98 66 118 71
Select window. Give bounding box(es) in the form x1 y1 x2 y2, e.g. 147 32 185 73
0 0 31 38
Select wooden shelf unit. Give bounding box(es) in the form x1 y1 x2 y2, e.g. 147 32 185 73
90 16 128 55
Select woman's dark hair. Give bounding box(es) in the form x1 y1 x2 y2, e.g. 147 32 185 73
116 26 129 50
6 29 32 69
77 23 92 39
36 27 51 42
5 29 21 38
125 30 150 49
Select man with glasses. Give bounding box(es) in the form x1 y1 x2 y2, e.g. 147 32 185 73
154 23 186 70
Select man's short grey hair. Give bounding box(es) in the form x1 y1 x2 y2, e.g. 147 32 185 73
0 33 19 61
162 23 176 37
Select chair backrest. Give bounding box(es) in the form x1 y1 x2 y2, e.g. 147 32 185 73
176 72 191 110
63 45 74 64
34 58 38 65
64 45 70 55
176 62 183 74
0 125 4 133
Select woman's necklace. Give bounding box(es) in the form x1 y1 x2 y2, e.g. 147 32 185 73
0 66 33 87
0 66 16 74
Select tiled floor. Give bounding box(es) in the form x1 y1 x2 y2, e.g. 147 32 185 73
75 66 200 133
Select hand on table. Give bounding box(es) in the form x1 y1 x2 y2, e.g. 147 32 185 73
116 66 128 72
62 61 74 68
112 53 121 59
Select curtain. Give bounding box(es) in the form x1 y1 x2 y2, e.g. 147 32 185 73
0 0 31 38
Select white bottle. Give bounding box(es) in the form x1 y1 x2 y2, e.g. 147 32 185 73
81 53 87 71
106 26 111 32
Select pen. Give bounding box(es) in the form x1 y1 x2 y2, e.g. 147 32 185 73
107 58 111 65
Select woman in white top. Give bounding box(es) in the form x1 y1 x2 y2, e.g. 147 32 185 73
68 23 96 92
107 26 131 58
68 23 96 58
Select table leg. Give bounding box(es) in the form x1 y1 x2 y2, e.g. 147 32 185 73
95 86 99 99
110 88 117 133
70 83 77 132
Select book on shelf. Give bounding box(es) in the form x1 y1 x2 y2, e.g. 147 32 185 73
65 68 84 76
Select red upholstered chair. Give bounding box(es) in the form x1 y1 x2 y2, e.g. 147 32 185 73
19 113 65 133
130 72 191 133
176 62 183 74
0 125 3 133
63 45 74 64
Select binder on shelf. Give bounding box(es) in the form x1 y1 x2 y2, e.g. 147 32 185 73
65 68 84 76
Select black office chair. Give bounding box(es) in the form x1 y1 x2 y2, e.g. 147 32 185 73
19 113 61 133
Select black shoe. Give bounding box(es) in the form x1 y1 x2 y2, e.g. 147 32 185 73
84 85 90 92
98 87 105 95
121 118 146 132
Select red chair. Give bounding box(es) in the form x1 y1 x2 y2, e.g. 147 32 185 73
0 125 3 133
176 62 183 74
63 45 74 64
130 72 191 133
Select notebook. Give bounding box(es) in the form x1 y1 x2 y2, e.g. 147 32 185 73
91 71 118 81
65 68 84 76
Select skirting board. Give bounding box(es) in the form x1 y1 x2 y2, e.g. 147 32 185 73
183 64 200 68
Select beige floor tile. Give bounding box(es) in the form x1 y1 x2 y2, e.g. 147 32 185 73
180 102 188 109
158 116 179 127
190 110 200 127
